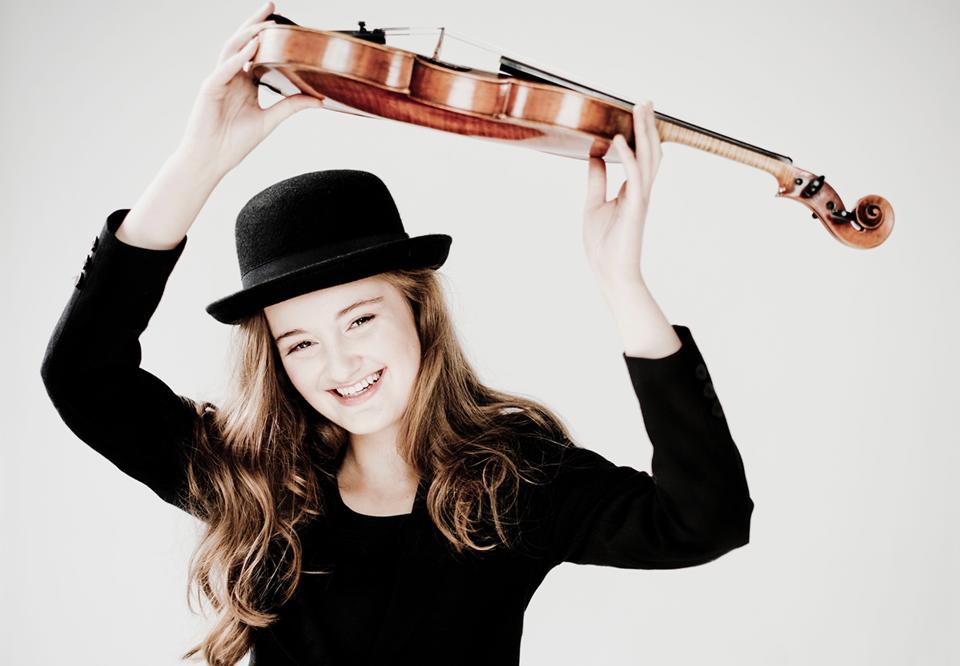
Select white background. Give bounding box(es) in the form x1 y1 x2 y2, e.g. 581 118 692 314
3 0 957 664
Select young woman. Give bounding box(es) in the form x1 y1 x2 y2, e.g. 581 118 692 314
40 3 753 665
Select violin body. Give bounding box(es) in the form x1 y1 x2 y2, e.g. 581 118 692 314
252 15 894 250
252 23 633 161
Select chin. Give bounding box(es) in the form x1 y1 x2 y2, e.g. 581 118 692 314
341 417 394 436
330 402 397 432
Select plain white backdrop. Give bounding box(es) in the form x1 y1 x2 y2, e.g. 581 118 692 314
3 0 957 664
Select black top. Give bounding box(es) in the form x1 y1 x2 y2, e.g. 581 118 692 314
40 208 754 666
322 478 410 661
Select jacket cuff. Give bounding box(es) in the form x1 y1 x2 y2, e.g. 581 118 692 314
80 208 189 302
622 324 727 422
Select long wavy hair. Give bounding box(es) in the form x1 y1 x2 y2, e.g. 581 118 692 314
178 267 574 665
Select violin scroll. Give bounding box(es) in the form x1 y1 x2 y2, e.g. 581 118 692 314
775 168 894 249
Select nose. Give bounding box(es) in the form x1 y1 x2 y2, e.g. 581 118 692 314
323 345 364 389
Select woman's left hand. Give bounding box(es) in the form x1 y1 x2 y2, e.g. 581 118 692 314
582 100 662 287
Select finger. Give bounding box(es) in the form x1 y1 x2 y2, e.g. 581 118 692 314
612 134 642 205
585 156 607 209
617 180 629 201
209 34 260 88
263 94 326 133
219 19 276 65
644 101 662 178
632 103 651 191
240 1 275 31
637 101 660 183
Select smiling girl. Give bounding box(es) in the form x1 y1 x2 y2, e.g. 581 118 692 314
40 3 753 665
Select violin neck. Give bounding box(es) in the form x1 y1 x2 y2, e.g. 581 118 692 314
499 56 796 182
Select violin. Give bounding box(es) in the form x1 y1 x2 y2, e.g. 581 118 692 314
251 13 894 250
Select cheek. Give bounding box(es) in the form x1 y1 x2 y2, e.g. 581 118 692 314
381 325 420 367
281 362 314 396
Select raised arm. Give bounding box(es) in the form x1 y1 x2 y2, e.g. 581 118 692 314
40 2 323 514
40 205 203 513
531 100 753 568
535 322 753 569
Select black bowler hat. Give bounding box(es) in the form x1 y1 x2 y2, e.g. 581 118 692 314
205 170 452 325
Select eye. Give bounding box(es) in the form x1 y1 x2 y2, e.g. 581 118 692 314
350 314 375 329
286 316 375 355
287 340 312 355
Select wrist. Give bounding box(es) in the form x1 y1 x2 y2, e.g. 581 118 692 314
169 145 227 188
597 280 681 358
597 274 648 302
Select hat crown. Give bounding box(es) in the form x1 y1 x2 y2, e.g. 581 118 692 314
235 169 406 278
205 169 451 325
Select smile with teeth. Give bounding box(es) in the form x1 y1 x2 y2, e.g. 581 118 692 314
333 369 383 397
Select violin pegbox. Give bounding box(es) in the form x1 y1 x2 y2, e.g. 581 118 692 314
775 168 894 249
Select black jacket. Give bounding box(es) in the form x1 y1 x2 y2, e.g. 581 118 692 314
40 208 754 665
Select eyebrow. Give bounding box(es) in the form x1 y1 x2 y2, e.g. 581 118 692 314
273 296 384 344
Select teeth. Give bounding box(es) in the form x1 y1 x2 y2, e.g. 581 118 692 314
335 369 382 397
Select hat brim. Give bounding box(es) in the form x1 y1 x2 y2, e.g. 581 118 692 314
205 234 451 325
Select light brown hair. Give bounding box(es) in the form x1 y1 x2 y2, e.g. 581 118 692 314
179 268 573 665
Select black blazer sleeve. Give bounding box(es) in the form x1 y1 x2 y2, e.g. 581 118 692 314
539 324 754 569
40 208 201 515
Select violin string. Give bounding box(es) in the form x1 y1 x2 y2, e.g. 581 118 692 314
376 26 613 98
377 27 517 59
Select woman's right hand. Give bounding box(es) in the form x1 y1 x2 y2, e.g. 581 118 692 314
175 1 323 178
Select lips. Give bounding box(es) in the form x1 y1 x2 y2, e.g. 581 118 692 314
330 368 383 392
327 367 385 403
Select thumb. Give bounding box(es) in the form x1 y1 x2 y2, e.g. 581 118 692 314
262 94 324 133
585 156 606 211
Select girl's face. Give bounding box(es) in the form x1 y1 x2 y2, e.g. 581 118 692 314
264 275 421 436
